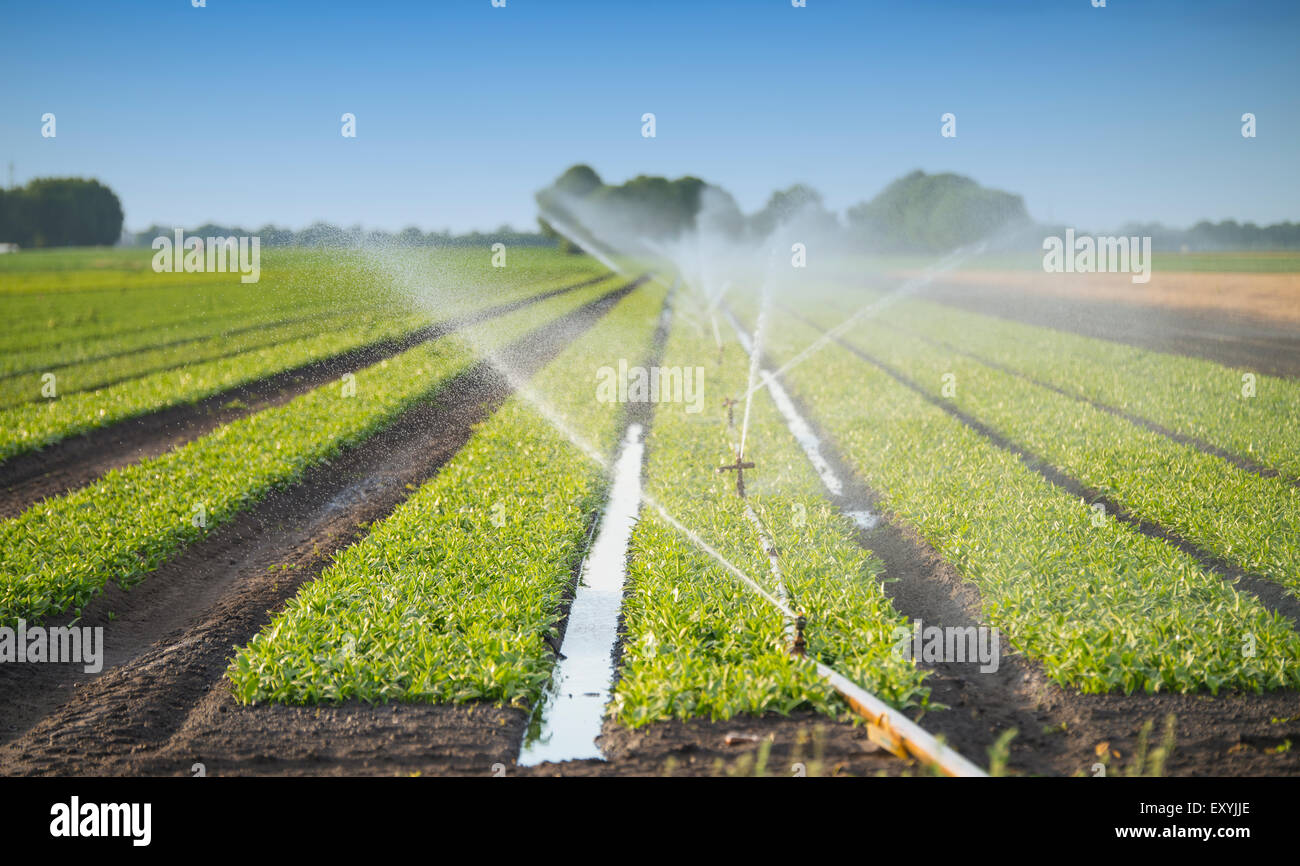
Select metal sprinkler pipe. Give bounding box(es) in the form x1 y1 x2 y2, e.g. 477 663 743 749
813 662 987 777
717 451 755 498
722 396 738 429
790 615 807 657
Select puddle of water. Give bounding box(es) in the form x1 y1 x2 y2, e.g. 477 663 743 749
322 474 393 514
518 423 645 766
844 509 879 531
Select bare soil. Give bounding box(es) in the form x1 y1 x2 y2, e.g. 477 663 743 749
922 268 1300 326
913 271 1300 377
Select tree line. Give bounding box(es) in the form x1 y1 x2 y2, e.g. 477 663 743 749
2 173 1295 253
535 164 1300 254
124 222 552 249
536 165 1030 254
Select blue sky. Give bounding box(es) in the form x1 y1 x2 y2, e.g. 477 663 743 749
3 0 1296 233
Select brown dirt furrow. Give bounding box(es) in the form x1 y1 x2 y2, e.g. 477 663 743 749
913 277 1300 378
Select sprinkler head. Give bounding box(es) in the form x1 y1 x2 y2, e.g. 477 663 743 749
717 454 755 498
721 396 738 428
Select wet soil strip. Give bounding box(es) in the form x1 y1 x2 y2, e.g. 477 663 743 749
723 308 877 531
0 280 642 762
888 320 1299 488
782 305 1300 630
518 423 646 765
519 291 674 766
723 306 993 774
0 273 613 518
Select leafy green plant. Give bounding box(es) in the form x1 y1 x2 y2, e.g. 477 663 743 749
610 298 928 727
0 277 618 626
758 310 1300 693
831 314 1300 598
227 282 667 705
0 248 613 462
867 294 1300 482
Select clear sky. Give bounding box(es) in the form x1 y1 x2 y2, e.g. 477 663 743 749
3 0 1296 233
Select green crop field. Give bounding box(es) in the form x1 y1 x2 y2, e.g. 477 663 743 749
8 0 1300 847
1 244 1298 781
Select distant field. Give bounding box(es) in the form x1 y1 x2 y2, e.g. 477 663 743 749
1149 251 1300 273
0 245 609 460
842 249 1300 275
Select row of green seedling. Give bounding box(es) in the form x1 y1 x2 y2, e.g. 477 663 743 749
759 309 1300 693
0 272 625 462
847 291 1300 482
227 281 667 704
0 309 428 408
821 312 1300 599
0 263 602 403
0 277 619 627
610 291 927 728
0 247 604 349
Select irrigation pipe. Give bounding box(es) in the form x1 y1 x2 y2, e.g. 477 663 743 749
815 663 986 777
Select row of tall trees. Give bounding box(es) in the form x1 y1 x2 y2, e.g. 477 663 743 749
536 165 1300 254
535 165 1031 254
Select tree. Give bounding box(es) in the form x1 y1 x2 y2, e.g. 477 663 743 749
748 184 839 241
535 165 745 250
0 178 124 247
551 164 603 198
846 170 1028 253
536 164 606 253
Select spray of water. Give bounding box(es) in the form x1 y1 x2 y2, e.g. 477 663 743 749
740 238 989 402
346 183 1017 724
351 228 793 629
